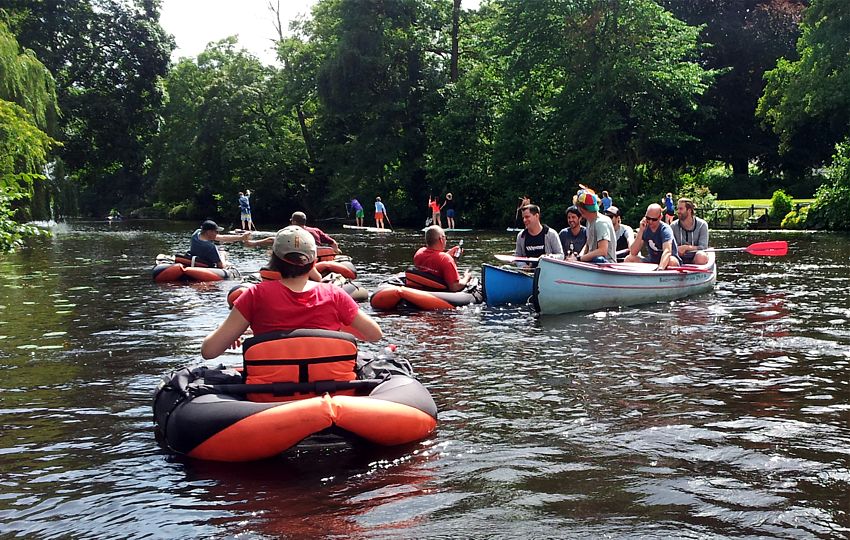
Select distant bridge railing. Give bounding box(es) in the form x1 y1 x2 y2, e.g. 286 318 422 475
706 203 811 230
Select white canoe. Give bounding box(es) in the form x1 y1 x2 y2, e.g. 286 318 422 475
532 253 716 314
342 224 394 233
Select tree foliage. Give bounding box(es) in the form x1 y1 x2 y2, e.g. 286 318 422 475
0 18 57 250
154 38 310 223
3 0 173 216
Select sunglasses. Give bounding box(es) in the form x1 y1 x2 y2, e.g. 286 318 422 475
644 215 660 222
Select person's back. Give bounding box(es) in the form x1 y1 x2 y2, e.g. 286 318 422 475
201 226 382 360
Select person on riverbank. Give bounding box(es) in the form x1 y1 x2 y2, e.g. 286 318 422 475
350 198 364 227
558 206 587 257
201 226 382 359
238 190 255 231
570 192 617 263
671 198 710 265
515 204 563 267
189 220 249 268
444 193 456 229
414 225 471 292
604 205 634 258
625 203 681 270
375 197 388 229
663 192 675 224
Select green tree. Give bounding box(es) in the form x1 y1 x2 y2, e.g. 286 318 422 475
0 18 57 250
3 0 173 216
758 0 850 167
154 39 310 222
660 0 808 179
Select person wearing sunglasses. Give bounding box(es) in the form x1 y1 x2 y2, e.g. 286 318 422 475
624 203 681 270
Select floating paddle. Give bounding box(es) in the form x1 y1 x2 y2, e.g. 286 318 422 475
705 241 788 257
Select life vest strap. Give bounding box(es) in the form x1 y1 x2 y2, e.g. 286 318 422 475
189 378 384 397
243 353 358 366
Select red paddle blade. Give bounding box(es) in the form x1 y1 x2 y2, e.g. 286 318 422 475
744 241 788 256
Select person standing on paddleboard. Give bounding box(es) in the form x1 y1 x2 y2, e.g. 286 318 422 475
238 190 255 231
444 193 457 229
350 198 364 227
375 197 388 229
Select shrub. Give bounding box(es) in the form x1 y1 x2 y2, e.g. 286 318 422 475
780 206 809 229
168 201 195 220
769 189 793 220
806 139 850 230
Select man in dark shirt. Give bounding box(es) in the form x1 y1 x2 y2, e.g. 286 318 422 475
189 220 248 268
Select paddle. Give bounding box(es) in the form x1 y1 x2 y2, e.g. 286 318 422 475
384 212 394 231
495 254 539 264
705 240 788 257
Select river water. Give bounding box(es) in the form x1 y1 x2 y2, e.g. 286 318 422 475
1 221 848 539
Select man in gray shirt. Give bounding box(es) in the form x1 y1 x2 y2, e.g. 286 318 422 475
571 191 617 263
670 197 710 265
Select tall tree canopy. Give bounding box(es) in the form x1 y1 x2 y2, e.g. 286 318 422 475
661 0 808 178
2 0 173 216
154 38 311 222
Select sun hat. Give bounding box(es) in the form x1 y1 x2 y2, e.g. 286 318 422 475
272 226 316 265
446 193 453 200
604 205 620 217
201 220 223 232
576 191 599 212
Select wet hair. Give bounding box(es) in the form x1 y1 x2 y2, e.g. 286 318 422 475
565 205 581 218
268 252 313 278
521 204 540 216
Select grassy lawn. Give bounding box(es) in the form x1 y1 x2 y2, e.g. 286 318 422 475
717 198 815 208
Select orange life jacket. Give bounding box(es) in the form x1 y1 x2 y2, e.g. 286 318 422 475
242 329 358 402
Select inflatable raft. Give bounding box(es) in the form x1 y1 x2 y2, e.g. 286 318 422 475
152 254 239 282
370 269 483 311
153 329 438 461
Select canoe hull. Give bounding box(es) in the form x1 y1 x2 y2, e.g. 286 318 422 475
532 255 716 314
482 264 533 306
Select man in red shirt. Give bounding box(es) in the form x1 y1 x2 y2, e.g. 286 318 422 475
290 211 340 253
413 226 471 292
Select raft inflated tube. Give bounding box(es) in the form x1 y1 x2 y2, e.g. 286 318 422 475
316 261 357 279
227 284 249 308
152 263 186 283
370 285 456 311
153 329 438 461
317 246 336 262
341 281 369 302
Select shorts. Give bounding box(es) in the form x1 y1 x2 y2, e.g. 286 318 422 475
681 251 696 264
241 212 251 221
446 209 455 218
375 212 385 220
641 253 682 265
355 209 364 218
665 209 675 217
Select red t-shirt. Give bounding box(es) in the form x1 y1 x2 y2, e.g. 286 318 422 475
234 280 359 335
413 247 460 286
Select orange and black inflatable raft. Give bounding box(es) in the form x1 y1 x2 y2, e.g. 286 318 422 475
152 253 237 282
152 329 437 462
369 270 483 311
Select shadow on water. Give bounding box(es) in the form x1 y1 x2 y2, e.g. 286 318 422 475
1 221 850 538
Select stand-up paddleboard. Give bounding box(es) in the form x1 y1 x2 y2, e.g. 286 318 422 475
228 229 277 237
343 224 394 233
506 227 523 232
419 227 474 233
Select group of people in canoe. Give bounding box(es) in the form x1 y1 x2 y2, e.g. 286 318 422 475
514 189 710 270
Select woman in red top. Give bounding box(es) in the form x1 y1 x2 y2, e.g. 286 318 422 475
428 196 443 227
201 226 382 359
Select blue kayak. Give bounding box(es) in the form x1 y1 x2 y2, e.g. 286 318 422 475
482 264 533 306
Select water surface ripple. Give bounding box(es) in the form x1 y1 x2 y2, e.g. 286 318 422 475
0 222 848 538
